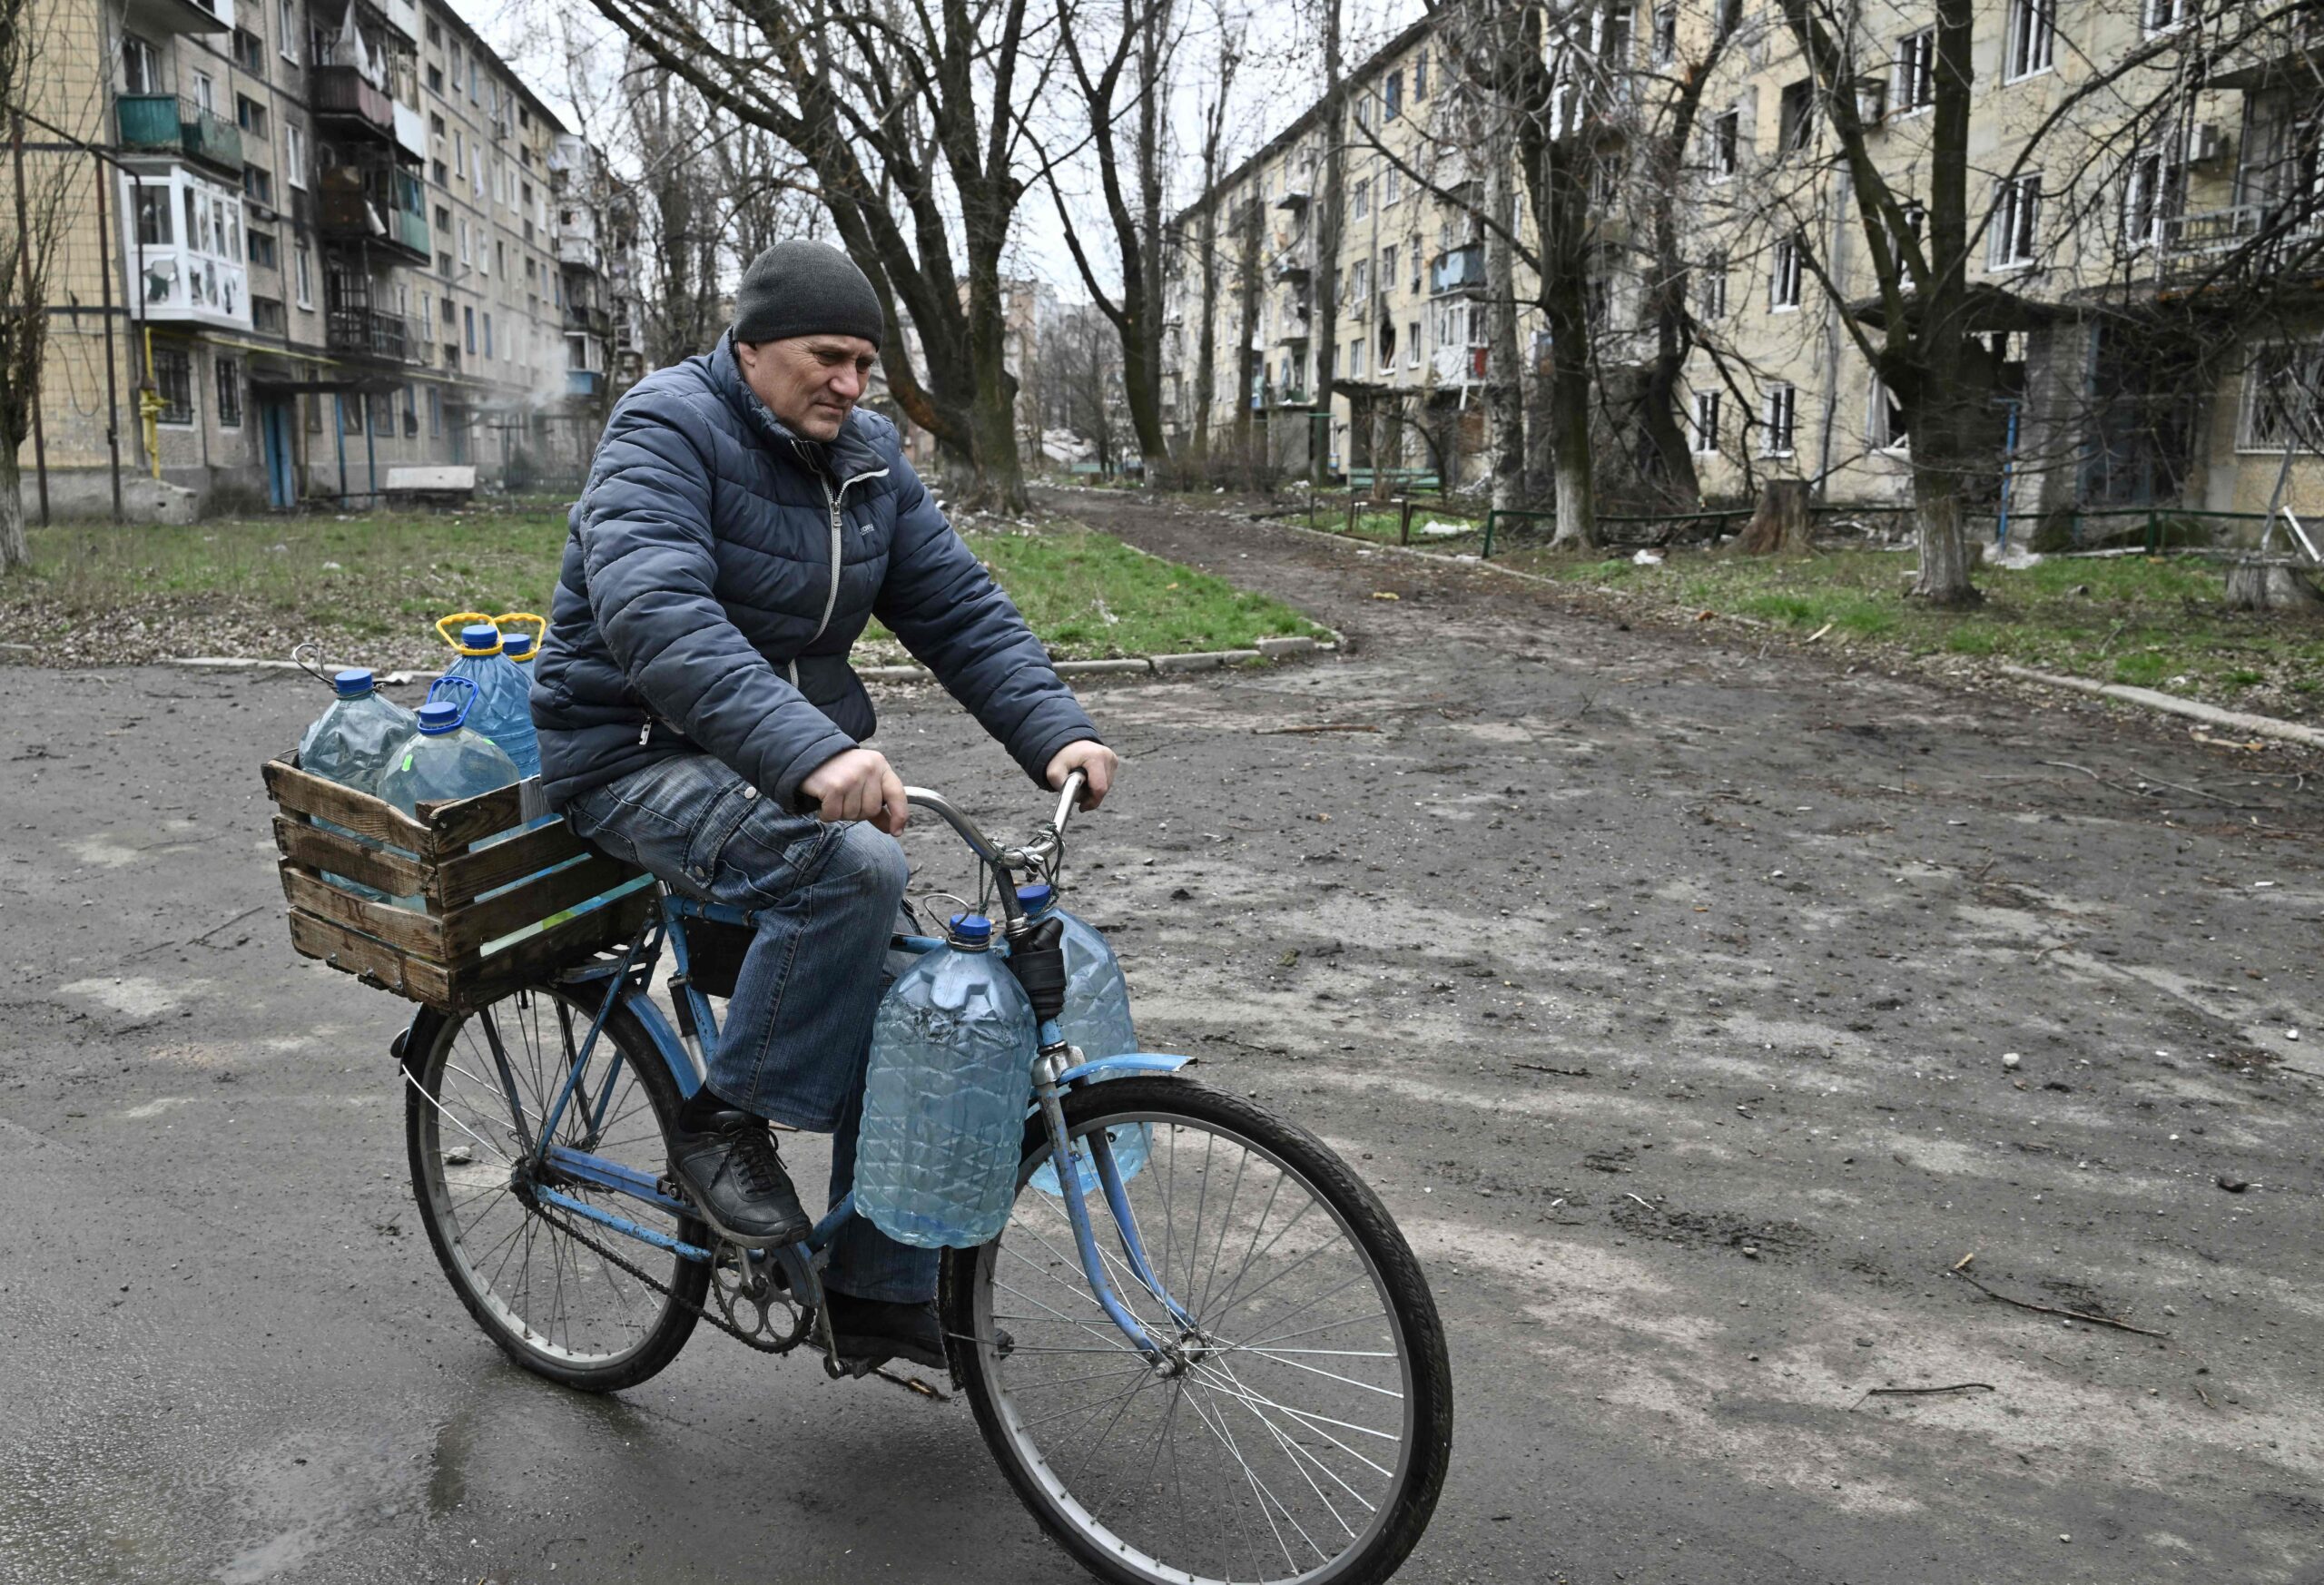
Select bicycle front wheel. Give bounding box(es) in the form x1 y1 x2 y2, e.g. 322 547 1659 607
943 1076 1452 1585
404 985 709 1391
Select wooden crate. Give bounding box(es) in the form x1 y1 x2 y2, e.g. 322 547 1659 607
263 753 655 1013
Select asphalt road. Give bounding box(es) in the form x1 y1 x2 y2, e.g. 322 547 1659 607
3 494 2319 1585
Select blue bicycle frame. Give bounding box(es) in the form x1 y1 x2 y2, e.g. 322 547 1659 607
411 775 1202 1369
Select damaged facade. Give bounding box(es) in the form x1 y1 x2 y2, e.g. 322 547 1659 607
14 0 640 519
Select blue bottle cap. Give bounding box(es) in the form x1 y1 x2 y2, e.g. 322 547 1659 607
948 911 994 945
1015 882 1055 914
416 700 462 735
502 632 535 659
459 623 502 653
332 667 374 698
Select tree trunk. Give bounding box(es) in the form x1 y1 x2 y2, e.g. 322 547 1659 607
1484 123 1526 513
1310 0 1344 486
0 448 26 572
1909 472 1979 605
1233 199 1263 486
1735 478 1812 555
1193 200 1220 466
2226 559 2324 613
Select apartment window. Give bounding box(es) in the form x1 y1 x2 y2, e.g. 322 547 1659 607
284 125 306 188
464 304 476 352
427 17 441 44
458 218 469 263
2144 0 2189 29
1410 241 1422 292
369 389 393 436
1384 167 1401 205
337 393 359 435
2006 0 2055 80
401 385 418 438
437 250 453 274
430 112 446 138
428 63 444 94
483 310 494 358
1777 80 1815 156
1352 178 1369 219
278 0 298 61
436 203 451 233
1692 389 1720 452
1348 339 1364 377
236 95 267 137
428 386 443 437
1414 49 1428 98
253 295 285 333
247 227 276 268
1699 251 1728 317
305 395 320 432
293 241 313 307
1896 29 1935 115
2122 145 2181 251
215 355 243 428
432 158 448 186
1600 3 1633 64
1988 172 2041 268
1355 93 1369 130
133 186 172 245
1718 0 1742 28
152 347 194 425
1761 382 1797 456
1351 259 1370 300
122 33 162 93
494 240 505 277
468 58 479 102
232 26 263 70
1652 4 1677 64
1406 321 1421 369
191 69 215 113
243 164 273 207
1771 232 1803 309
454 131 466 176
1709 109 1739 179
2244 342 2324 450
1870 378 1908 450
1384 69 1402 119
443 296 457 324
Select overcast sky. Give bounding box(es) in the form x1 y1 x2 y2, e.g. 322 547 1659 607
443 0 1419 300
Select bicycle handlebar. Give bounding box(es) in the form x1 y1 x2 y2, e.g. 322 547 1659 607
901 769 1088 920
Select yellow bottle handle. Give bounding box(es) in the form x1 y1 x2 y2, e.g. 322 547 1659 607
434 611 501 655
494 611 547 647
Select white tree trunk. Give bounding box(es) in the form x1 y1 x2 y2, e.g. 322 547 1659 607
0 449 28 572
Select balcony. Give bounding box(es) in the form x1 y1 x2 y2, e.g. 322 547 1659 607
1430 243 1486 296
566 369 606 399
556 231 601 271
317 166 430 263
326 307 419 362
311 65 396 139
2209 5 2324 90
1270 251 1310 281
121 0 232 38
1274 315 1311 345
2158 203 2324 285
1274 181 1312 210
116 95 244 174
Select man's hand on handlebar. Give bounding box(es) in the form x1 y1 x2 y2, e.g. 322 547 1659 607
800 747 909 835
1046 741 1119 810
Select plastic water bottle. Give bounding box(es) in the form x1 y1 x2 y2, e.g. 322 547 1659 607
854 913 1039 1248
376 684 520 911
296 667 415 901
438 622 540 780
1019 883 1151 1197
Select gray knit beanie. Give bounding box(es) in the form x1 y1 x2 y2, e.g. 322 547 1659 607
731 241 884 349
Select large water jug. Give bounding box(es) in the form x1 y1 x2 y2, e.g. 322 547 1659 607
1019 883 1151 1197
854 913 1039 1248
436 619 540 779
376 682 520 911
296 667 415 901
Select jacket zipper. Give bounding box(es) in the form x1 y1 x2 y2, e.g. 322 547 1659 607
799 465 891 677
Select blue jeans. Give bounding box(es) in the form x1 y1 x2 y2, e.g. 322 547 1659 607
565 753 937 1304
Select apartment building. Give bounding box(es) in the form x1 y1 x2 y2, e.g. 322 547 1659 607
1162 2 2324 533
1162 18 1531 487
15 0 636 519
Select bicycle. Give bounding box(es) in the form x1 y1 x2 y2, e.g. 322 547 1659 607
391 771 1453 1585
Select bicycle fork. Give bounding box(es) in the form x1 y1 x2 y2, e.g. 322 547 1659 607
1031 1027 1201 1369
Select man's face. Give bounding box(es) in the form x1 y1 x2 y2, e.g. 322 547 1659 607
735 334 879 442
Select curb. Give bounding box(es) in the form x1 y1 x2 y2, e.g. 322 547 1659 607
1999 665 2324 752
856 634 1336 685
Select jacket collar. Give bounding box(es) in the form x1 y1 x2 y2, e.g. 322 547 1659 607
708 330 890 486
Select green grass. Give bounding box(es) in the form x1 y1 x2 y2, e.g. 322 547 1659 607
1500 545 2324 720
1 506 1326 668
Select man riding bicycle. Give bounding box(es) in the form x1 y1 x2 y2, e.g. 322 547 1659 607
529 241 1119 1375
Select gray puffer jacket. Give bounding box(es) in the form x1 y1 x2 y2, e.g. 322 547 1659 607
530 331 1099 808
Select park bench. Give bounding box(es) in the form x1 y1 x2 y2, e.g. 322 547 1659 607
1347 467 1441 494
384 464 478 508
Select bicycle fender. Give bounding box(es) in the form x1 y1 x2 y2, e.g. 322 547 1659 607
1059 1052 1192 1087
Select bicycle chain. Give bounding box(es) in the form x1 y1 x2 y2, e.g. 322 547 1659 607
522 1197 951 1400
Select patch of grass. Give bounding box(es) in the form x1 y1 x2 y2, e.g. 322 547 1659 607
2 506 1324 668
1491 541 2324 722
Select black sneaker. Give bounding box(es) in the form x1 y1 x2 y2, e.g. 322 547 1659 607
668 1108 811 1246
825 1290 948 1372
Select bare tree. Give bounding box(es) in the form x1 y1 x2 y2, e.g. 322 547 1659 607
0 0 82 569
585 0 1058 507
1186 10 1244 468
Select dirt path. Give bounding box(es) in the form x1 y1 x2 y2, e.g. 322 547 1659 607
0 493 2319 1581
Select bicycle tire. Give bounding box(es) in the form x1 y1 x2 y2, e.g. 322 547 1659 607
942 1075 1453 1585
404 986 709 1392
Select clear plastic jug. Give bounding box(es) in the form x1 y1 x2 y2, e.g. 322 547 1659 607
1018 884 1151 1196
377 678 520 911
297 667 416 901
434 615 540 780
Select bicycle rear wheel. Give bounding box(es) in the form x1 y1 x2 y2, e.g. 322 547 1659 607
943 1076 1452 1585
404 985 709 1391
